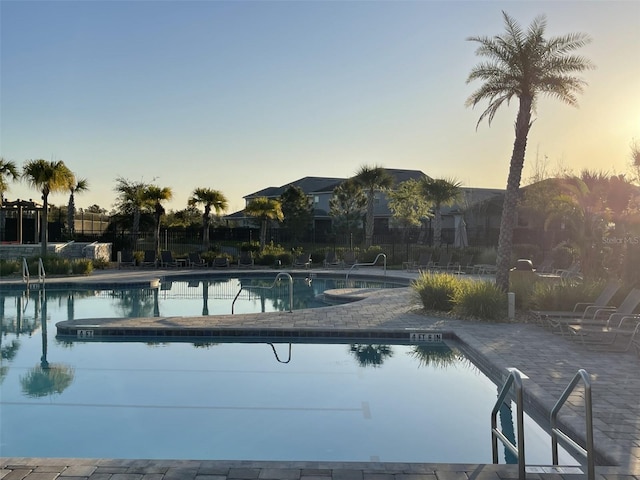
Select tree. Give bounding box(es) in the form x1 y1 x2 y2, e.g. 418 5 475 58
0 158 19 204
113 177 149 244
66 176 89 239
143 184 173 256
0 158 19 242
466 11 593 291
421 177 462 247
244 197 284 251
188 187 228 250
329 178 366 240
387 179 431 241
22 159 74 257
630 139 640 184
354 165 393 247
280 186 313 242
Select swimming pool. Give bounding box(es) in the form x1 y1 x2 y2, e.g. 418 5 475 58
0 274 404 321
0 314 577 464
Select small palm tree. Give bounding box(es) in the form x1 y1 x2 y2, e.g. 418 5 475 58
421 177 462 247
0 158 19 242
113 177 149 245
188 187 228 251
245 197 284 251
66 176 89 239
0 158 19 204
466 11 594 291
22 159 74 257
354 165 393 247
143 185 173 256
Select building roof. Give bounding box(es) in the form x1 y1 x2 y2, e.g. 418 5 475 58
244 169 429 200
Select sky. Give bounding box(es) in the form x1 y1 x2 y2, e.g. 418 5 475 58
1 0 639 215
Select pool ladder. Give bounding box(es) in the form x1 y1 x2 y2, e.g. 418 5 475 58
231 272 293 314
22 257 46 288
491 368 595 480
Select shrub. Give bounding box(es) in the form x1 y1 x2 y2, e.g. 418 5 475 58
528 279 604 311
91 258 110 270
453 280 507 321
475 247 497 265
277 252 293 267
71 259 93 275
551 242 576 270
509 270 542 310
0 259 20 276
360 246 385 264
411 272 461 311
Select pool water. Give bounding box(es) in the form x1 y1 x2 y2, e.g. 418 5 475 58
0 315 577 464
0 276 402 322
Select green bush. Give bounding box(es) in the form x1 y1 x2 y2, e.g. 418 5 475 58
71 259 93 275
528 279 604 311
91 258 110 270
509 270 542 310
411 272 461 311
277 253 293 266
0 259 20 276
360 246 385 263
551 242 576 269
453 280 507 321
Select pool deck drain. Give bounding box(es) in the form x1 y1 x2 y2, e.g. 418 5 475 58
1 267 640 478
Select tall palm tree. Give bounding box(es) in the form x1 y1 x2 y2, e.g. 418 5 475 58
143 185 173 256
66 176 89 239
421 177 462 247
0 158 19 242
466 11 593 291
354 165 393 247
113 177 149 245
22 159 74 257
188 187 228 251
244 197 284 251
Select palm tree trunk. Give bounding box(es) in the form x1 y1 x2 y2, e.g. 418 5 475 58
260 219 267 251
67 192 75 238
365 191 374 248
433 207 442 247
495 96 533 292
40 194 49 257
202 208 210 251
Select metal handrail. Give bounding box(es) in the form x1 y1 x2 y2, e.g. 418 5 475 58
345 253 387 281
37 258 46 283
22 257 46 287
491 368 526 480
22 257 29 284
550 369 595 480
231 272 294 314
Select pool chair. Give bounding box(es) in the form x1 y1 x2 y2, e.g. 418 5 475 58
140 250 157 268
414 252 433 271
238 251 254 268
293 253 312 269
548 288 640 337
529 280 621 327
342 251 358 268
188 252 208 268
118 250 137 268
159 250 180 268
568 313 640 351
213 256 230 268
323 251 341 268
450 254 474 274
432 252 453 271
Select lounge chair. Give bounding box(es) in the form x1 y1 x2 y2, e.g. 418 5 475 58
159 250 180 268
238 251 254 268
140 250 157 268
188 252 208 268
342 251 358 268
432 252 452 271
553 261 582 280
118 250 136 268
535 256 555 274
212 256 230 268
293 253 311 269
415 252 433 271
323 251 341 268
550 288 640 337
450 254 474 274
530 281 621 327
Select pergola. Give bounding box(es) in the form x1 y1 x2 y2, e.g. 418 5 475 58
0 199 43 244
